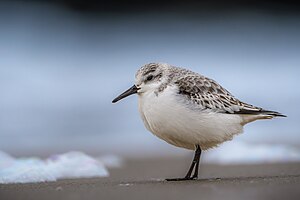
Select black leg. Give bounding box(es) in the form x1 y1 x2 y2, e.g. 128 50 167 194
191 145 201 179
166 145 202 181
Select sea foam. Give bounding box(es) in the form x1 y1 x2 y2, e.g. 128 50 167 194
204 141 300 164
0 151 109 184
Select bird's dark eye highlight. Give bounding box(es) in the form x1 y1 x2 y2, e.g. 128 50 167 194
146 75 154 81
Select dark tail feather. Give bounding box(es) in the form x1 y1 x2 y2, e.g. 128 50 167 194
234 109 287 117
260 110 287 117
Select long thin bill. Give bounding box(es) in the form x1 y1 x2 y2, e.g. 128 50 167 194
112 85 139 103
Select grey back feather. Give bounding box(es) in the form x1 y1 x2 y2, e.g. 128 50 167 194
170 66 278 115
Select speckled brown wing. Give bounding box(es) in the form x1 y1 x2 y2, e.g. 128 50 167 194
175 73 266 114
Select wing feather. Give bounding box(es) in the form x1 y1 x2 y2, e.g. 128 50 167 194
175 73 265 115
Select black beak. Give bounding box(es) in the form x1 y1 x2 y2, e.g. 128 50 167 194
112 85 139 103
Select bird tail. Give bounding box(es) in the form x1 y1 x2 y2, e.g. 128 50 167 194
239 109 286 125
259 110 287 117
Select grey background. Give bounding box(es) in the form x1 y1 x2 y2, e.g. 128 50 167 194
0 0 299 157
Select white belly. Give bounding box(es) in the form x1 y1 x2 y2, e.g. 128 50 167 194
138 86 244 150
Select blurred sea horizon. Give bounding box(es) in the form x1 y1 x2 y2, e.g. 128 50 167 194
0 1 299 158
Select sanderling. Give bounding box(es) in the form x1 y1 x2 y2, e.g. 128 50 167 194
112 63 286 181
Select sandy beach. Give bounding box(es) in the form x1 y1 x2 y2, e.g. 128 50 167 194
1 156 299 200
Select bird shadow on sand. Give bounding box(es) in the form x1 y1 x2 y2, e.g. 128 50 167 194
116 174 300 186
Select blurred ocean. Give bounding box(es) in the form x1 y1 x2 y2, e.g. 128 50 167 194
0 1 299 157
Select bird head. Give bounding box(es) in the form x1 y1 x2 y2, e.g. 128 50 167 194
112 63 169 103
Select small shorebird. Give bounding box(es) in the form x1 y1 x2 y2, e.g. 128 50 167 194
112 63 286 181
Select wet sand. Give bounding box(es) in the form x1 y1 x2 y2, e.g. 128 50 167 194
1 157 300 200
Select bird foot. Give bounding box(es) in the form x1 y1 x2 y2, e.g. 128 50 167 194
165 176 198 181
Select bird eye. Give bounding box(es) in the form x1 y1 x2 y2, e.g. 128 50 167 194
146 75 153 81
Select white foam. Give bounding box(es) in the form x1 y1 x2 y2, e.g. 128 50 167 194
98 154 123 168
0 151 109 184
204 141 300 164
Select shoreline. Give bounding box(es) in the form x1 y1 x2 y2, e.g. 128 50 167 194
1 158 300 200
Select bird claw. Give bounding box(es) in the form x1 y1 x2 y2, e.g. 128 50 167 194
165 177 198 181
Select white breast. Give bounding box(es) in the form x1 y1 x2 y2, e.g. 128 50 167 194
138 85 244 150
